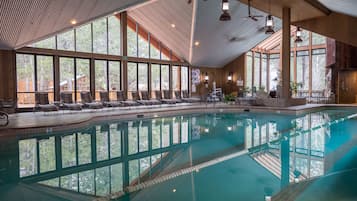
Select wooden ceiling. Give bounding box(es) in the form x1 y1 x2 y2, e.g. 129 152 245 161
318 0 357 17
239 0 330 22
0 0 148 49
128 0 193 62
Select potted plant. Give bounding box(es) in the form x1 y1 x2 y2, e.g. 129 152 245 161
290 82 302 97
243 87 250 97
224 93 235 104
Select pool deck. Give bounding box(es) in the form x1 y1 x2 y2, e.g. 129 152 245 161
1 103 357 136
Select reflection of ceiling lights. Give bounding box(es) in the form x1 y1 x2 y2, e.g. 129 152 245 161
222 0 229 11
172 189 177 193
204 128 209 133
227 126 233 131
194 41 200 46
265 196 272 201
171 23 176 28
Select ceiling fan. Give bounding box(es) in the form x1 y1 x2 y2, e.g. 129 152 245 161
244 0 264 21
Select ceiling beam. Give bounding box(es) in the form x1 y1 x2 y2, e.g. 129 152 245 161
303 0 331 16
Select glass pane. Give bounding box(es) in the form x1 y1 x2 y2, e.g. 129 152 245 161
172 66 180 96
128 62 137 93
78 133 92 165
79 170 95 194
139 157 150 175
127 25 137 57
109 61 121 99
261 55 267 91
108 16 121 55
76 59 90 102
39 137 56 173
138 63 148 91
128 124 138 155
139 124 148 152
76 24 92 53
60 57 75 100
161 46 170 60
93 18 108 54
151 64 160 97
16 54 35 108
96 126 109 161
161 65 169 90
254 53 261 90
312 51 327 91
269 54 280 91
96 167 110 196
36 55 54 99
297 51 310 91
111 163 123 193
31 37 56 49
150 37 160 59
312 32 326 45
138 26 149 58
19 139 37 177
57 30 75 51
95 60 107 101
110 124 121 158
181 66 189 91
61 134 77 168
245 53 253 93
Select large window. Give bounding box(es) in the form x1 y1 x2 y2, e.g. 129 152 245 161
261 54 268 91
76 24 92 53
151 64 161 97
312 49 327 91
181 66 189 91
17 54 55 108
138 26 149 58
76 59 90 102
296 50 310 91
93 18 108 54
172 66 180 96
127 62 148 95
108 16 121 55
127 24 138 57
95 60 108 100
161 65 170 90
245 52 253 92
269 54 280 91
60 57 75 100
138 63 148 91
127 62 138 95
109 61 121 99
254 52 261 90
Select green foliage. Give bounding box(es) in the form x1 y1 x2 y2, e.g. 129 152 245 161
224 93 235 103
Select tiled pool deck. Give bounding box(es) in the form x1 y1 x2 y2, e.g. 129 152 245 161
1 103 357 136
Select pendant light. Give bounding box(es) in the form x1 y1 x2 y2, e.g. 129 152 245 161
265 0 275 34
220 0 231 21
295 27 303 43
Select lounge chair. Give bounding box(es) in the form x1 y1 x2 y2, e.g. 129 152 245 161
181 90 201 103
141 91 161 105
131 91 152 105
60 92 82 110
116 91 139 106
100 91 122 107
80 91 103 109
35 92 59 112
163 90 181 103
155 91 176 104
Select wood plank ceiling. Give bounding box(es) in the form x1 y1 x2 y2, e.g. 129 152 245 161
128 0 193 62
318 0 357 17
0 0 148 49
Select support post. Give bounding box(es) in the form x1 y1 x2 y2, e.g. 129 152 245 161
281 7 291 100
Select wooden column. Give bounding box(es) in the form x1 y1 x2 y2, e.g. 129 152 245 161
0 50 16 112
281 7 291 99
121 12 128 93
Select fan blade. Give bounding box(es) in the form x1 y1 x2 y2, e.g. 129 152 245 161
252 15 264 18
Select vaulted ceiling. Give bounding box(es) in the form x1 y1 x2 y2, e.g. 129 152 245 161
0 0 148 49
1 0 357 67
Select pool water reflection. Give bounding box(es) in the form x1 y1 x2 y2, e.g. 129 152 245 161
2 109 357 201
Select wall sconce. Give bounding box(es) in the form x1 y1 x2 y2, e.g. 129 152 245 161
203 72 209 88
227 72 233 82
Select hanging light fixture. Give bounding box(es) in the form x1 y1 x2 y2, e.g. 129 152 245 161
220 0 231 21
265 0 275 34
295 27 303 43
204 72 209 83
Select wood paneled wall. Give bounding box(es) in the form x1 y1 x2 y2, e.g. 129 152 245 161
222 54 245 94
0 50 16 103
191 67 224 97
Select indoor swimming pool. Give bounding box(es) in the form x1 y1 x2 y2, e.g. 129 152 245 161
2 109 357 201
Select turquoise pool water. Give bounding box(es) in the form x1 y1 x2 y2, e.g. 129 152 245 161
2 109 357 200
